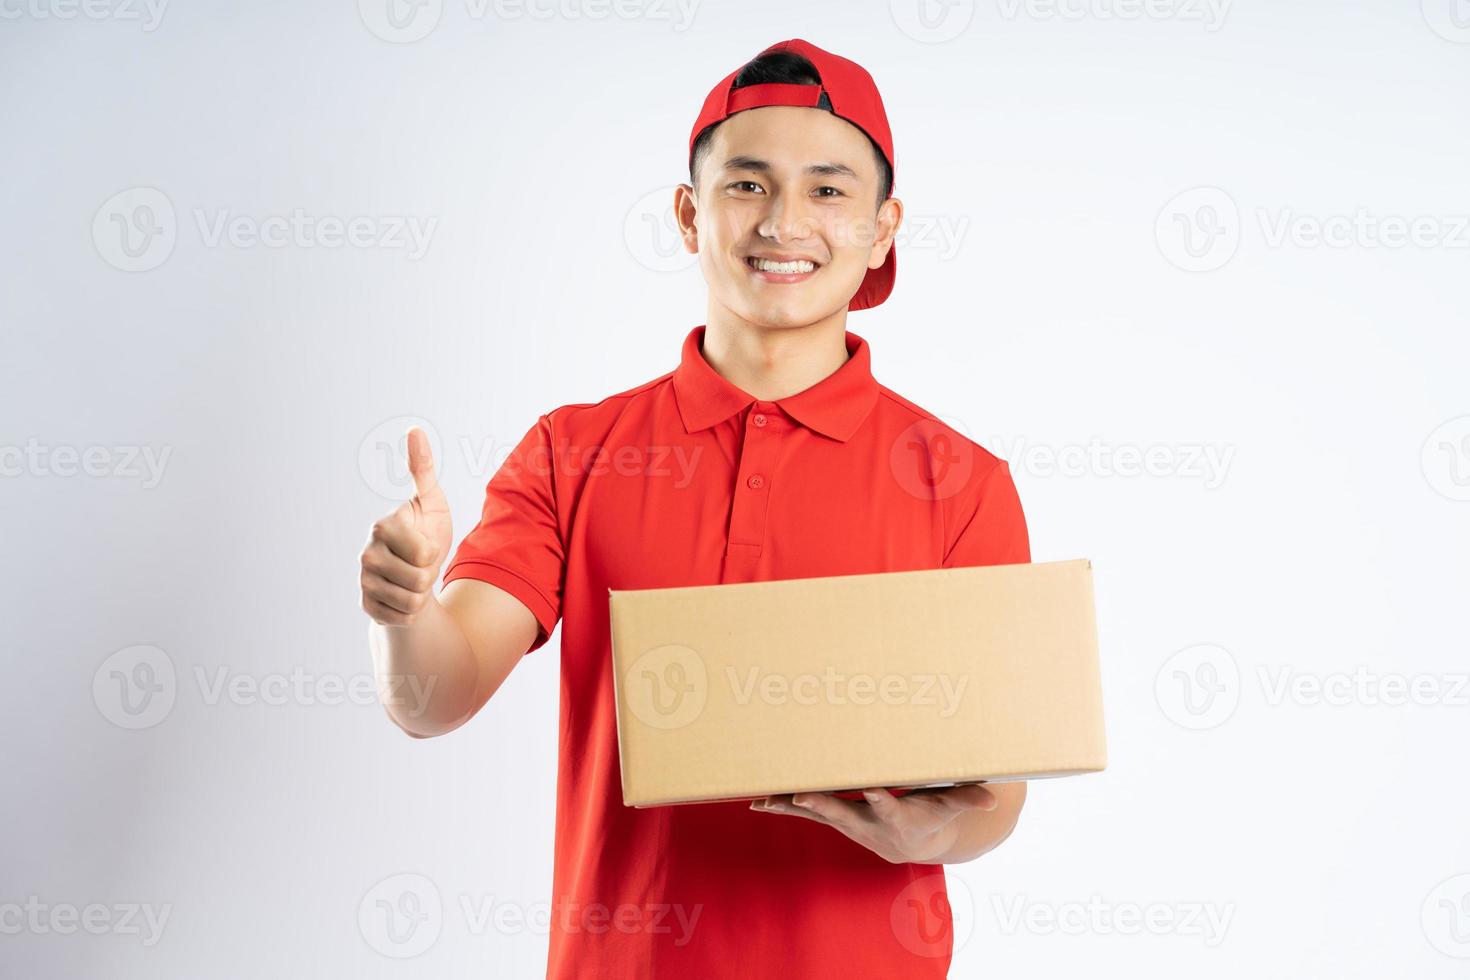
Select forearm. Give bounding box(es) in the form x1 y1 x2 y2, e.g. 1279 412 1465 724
369 595 482 737
933 781 1027 864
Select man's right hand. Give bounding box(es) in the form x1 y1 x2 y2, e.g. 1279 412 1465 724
360 426 453 626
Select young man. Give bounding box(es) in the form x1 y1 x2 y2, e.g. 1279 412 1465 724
360 38 1030 979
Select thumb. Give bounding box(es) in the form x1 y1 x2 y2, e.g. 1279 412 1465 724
405 426 438 499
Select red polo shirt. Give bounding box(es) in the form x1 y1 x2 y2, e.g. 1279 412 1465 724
444 324 1030 979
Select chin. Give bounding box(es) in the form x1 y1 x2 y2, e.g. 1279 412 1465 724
731 291 848 330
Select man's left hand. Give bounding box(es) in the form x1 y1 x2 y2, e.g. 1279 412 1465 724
749 784 999 864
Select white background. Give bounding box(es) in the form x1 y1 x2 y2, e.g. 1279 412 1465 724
3 0 1468 977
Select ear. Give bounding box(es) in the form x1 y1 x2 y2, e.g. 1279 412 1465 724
868 195 903 270
674 183 699 255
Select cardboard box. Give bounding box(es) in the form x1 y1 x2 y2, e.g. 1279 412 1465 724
608 558 1106 807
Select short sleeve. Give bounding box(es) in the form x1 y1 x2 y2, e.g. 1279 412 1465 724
443 414 565 654
942 458 1031 569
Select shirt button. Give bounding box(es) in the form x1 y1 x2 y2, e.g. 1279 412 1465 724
752 413 768 428
746 474 765 490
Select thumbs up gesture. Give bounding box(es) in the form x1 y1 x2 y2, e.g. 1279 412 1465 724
360 427 454 626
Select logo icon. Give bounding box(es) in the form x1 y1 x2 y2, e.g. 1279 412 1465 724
358 0 443 42
624 186 697 273
1422 416 1470 502
93 645 177 730
890 415 976 502
1422 874 1470 957
1422 0 1470 42
359 416 443 500
93 187 177 272
624 644 707 730
890 0 976 43
1155 643 1240 730
358 873 442 957
1155 186 1240 272
890 871 976 957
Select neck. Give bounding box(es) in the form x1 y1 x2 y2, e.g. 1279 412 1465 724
701 302 852 401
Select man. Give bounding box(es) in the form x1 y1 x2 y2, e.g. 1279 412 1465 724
360 38 1030 979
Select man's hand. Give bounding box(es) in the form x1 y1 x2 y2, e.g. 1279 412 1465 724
360 427 453 626
750 783 1021 865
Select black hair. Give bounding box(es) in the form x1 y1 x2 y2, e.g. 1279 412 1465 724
689 50 894 209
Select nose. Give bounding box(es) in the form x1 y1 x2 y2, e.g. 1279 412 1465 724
756 189 816 244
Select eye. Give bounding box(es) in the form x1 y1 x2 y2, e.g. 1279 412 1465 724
728 180 765 194
813 186 845 198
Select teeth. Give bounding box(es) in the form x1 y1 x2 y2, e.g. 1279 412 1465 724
752 257 816 274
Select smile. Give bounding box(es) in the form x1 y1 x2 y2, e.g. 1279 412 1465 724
745 255 820 281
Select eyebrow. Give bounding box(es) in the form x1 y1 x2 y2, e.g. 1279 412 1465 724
721 156 860 180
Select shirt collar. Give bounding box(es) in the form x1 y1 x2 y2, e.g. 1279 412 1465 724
672 325 880 442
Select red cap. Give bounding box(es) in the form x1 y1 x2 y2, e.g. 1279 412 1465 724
688 39 897 312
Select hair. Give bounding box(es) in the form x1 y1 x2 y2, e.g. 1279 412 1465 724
689 50 893 209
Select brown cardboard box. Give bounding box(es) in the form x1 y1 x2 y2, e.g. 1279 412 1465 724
608 558 1106 807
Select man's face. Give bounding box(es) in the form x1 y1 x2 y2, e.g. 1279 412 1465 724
677 105 901 330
